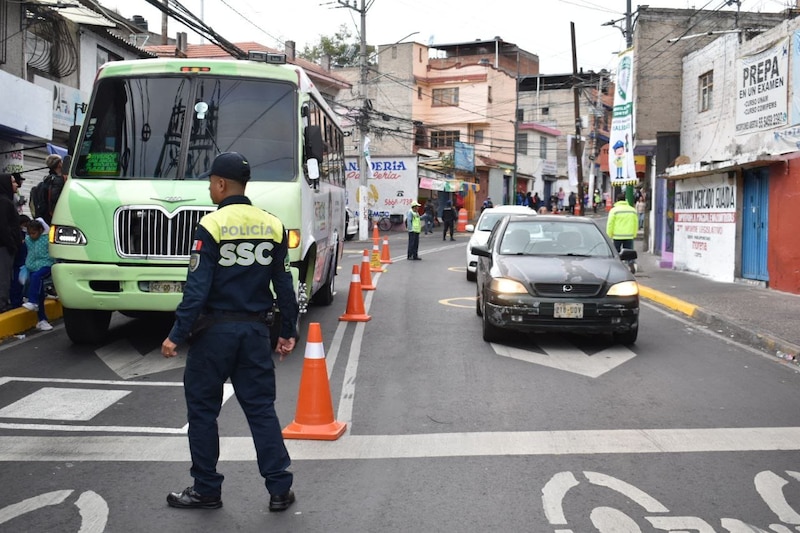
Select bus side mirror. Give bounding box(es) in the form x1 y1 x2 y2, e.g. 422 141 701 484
304 125 324 163
306 158 320 181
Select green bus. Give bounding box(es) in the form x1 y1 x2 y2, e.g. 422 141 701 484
51 54 346 344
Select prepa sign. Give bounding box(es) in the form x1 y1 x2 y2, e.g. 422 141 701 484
735 38 789 135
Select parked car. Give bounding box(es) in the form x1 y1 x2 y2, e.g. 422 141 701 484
473 214 639 344
465 205 535 281
345 207 358 241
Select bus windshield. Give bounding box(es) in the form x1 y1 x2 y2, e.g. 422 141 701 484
74 76 297 181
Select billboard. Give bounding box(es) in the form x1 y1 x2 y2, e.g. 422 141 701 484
345 156 419 218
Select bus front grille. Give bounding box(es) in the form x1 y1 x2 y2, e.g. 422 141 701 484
115 206 214 259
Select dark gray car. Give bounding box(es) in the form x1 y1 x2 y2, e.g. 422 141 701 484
473 214 639 344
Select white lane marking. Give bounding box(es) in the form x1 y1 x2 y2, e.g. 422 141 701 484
584 471 669 513
95 340 186 379
75 491 108 533
0 490 108 531
542 471 580 525
0 388 130 421
4 427 800 462
754 471 800 525
492 340 637 378
0 490 72 524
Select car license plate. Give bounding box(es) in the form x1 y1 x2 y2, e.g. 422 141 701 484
149 281 184 294
554 302 583 318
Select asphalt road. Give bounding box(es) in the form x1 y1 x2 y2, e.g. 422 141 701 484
0 233 799 532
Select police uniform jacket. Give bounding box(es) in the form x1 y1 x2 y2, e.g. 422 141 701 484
606 200 638 240
168 195 298 345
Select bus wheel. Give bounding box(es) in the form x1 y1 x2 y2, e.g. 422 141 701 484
63 307 112 345
311 255 336 306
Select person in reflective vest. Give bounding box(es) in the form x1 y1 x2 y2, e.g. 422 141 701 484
406 201 422 260
606 192 638 252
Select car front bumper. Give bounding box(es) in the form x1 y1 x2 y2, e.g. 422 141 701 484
484 298 639 334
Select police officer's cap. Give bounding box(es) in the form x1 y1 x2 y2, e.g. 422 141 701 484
201 152 251 183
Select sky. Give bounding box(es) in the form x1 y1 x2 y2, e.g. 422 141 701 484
93 0 790 74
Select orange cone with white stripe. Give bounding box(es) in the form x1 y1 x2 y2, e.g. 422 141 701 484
380 236 393 264
370 239 384 273
360 249 376 291
339 265 371 322
372 224 380 242
282 322 347 440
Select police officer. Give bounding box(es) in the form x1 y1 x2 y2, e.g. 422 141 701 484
606 192 638 253
161 152 298 512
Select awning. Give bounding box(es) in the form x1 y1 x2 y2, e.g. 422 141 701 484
30 0 116 27
419 177 480 192
663 151 800 180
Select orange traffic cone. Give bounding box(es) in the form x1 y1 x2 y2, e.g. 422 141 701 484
370 239 384 273
372 224 380 242
380 236 393 264
360 249 376 291
339 265 371 322
282 322 347 440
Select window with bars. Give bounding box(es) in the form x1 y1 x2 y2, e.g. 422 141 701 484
539 137 548 159
430 130 460 148
699 71 713 113
516 133 528 155
432 87 459 107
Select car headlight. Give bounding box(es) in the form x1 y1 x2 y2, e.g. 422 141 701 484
490 278 529 294
50 225 87 245
607 281 639 296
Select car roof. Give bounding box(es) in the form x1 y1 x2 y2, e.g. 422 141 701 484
479 205 534 216
505 214 595 225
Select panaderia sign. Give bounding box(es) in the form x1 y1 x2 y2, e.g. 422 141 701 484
735 38 789 135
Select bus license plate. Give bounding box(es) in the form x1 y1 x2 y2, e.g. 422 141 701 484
554 303 583 318
149 281 184 294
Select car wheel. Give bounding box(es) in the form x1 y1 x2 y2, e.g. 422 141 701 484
482 308 502 343
466 268 476 282
613 324 638 345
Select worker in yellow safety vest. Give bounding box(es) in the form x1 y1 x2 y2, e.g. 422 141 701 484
606 193 638 253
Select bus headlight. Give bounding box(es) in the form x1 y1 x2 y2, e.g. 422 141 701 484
287 229 300 249
50 225 87 245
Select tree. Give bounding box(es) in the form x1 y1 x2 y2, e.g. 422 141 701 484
299 24 375 67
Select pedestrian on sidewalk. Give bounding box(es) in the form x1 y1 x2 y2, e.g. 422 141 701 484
0 174 19 313
22 218 54 330
442 200 456 241
406 200 422 260
161 152 299 513
636 194 646 230
568 191 576 214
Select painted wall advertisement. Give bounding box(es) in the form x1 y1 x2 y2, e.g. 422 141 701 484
735 38 788 135
673 177 737 281
345 156 418 218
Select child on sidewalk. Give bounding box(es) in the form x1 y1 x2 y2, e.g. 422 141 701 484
22 218 55 330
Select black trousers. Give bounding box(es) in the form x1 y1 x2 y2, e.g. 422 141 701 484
443 220 455 239
407 231 420 259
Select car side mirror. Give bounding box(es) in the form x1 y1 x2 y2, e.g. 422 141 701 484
620 249 637 261
465 224 475 232
472 244 491 258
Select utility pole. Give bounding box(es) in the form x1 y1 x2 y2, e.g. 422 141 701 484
161 0 168 44
571 22 584 216
339 0 371 241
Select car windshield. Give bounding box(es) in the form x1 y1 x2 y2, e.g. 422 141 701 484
478 212 511 231
499 221 613 257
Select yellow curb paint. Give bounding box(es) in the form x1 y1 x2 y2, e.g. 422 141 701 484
0 300 63 340
638 285 697 317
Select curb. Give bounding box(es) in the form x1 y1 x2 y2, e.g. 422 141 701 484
0 300 63 340
639 284 800 360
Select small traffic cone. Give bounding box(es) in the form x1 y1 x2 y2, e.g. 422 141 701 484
372 224 380 242
370 239 384 273
360 249 376 291
380 236 393 264
339 265 371 322
282 322 347 441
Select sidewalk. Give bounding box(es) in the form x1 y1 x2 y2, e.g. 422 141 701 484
634 239 800 362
